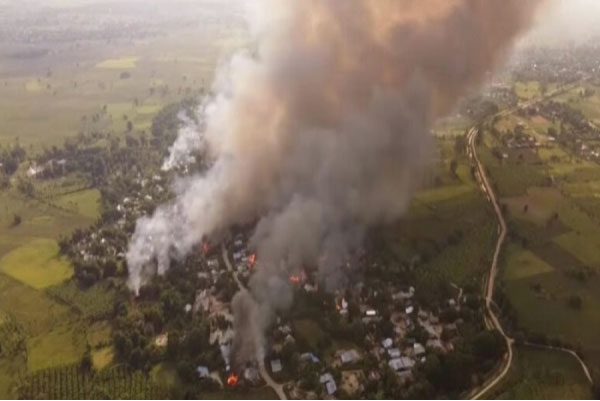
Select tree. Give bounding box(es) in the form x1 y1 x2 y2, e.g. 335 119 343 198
450 159 459 177
473 330 504 360
11 214 22 227
80 345 93 373
566 295 583 310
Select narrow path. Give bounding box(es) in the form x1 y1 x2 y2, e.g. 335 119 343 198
221 245 288 400
523 342 593 384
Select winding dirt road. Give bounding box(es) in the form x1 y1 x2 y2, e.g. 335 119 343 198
467 127 514 400
221 245 288 400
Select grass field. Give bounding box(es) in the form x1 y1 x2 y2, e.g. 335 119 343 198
503 245 554 281
92 346 114 371
0 239 73 289
27 324 87 371
514 81 542 101
293 319 327 350
492 345 592 399
96 57 139 69
52 189 101 219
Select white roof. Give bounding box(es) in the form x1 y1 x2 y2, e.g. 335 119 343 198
271 359 282 373
196 366 210 378
382 338 393 348
340 349 360 364
388 348 401 358
325 380 337 395
414 343 426 355
320 373 334 384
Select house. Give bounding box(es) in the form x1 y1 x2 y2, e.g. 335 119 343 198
244 366 260 383
381 338 393 349
365 309 377 317
320 373 334 384
271 359 282 373
388 357 415 372
405 305 414 314
340 349 360 364
301 353 320 364
320 373 337 395
414 343 426 356
325 381 337 395
387 348 401 358
427 339 444 351
196 366 210 379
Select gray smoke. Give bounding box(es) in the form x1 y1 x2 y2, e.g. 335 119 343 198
127 0 543 367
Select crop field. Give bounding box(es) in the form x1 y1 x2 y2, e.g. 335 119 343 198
47 281 116 320
17 365 169 400
0 239 72 289
514 81 543 101
486 103 600 375
491 345 592 400
27 324 87 372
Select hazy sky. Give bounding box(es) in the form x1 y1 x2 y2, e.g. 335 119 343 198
524 0 600 45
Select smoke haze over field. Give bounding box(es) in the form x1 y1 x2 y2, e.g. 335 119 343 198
127 0 543 367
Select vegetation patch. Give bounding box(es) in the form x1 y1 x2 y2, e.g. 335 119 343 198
47 280 116 320
0 239 73 289
504 245 554 281
492 345 592 399
52 189 101 220
554 231 600 269
96 57 139 69
27 324 87 371
92 346 114 371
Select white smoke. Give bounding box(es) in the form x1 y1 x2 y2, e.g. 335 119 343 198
127 0 543 366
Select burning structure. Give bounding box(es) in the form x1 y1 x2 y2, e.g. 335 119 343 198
127 0 543 371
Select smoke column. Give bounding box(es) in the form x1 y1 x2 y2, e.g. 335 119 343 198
127 0 542 367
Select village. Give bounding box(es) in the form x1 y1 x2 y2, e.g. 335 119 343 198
167 229 467 399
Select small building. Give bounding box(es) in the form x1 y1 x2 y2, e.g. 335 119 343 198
301 353 320 364
427 339 444 351
270 359 282 373
365 309 377 317
388 348 401 359
320 373 334 384
320 373 337 395
405 305 414 314
340 349 360 364
244 366 260 383
325 380 337 395
388 357 415 372
414 343 426 356
196 366 210 379
381 338 393 349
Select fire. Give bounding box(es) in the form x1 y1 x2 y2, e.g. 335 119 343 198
227 373 239 387
248 253 257 269
202 242 211 255
289 270 307 285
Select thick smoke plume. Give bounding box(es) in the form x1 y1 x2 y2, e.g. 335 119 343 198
127 0 542 368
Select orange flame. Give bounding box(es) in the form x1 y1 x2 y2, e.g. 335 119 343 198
248 254 257 269
202 242 211 255
289 275 302 284
227 373 239 387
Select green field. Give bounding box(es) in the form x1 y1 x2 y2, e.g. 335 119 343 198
27 324 87 372
0 239 73 289
96 57 139 69
493 345 592 399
